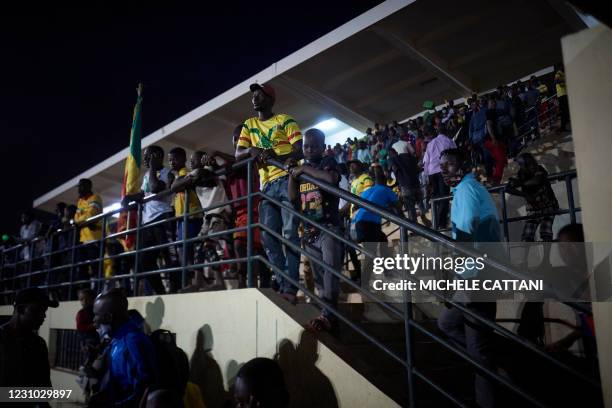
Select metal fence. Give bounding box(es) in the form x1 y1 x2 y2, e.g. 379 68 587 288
0 156 600 407
53 329 82 372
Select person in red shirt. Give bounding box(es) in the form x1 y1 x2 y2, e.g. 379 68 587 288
212 125 270 288
76 288 99 363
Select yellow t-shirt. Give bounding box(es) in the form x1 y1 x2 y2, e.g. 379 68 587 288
174 168 203 218
537 83 548 95
387 179 400 197
555 71 567 97
75 194 103 243
237 113 302 188
350 173 374 218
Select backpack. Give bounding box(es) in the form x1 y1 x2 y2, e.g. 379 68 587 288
149 329 190 401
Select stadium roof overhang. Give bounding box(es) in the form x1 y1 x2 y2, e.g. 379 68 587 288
34 0 583 212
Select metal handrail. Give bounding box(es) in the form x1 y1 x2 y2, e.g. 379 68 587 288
263 159 599 393
518 93 558 131
0 155 600 407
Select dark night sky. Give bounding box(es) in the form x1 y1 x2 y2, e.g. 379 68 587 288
0 1 382 234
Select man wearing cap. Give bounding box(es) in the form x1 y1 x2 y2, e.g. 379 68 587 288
235 83 303 301
0 287 58 388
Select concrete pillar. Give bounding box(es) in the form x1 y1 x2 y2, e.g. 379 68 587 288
562 24 612 406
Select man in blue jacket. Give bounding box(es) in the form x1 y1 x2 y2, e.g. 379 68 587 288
92 290 157 407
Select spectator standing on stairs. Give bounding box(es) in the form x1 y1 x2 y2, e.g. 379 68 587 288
288 128 342 332
437 148 500 408
353 167 402 289
422 123 456 229
506 152 559 344
235 83 303 303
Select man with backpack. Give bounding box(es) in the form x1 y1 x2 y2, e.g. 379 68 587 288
91 290 158 407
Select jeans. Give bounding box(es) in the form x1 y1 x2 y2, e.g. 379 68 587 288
140 213 176 295
259 176 300 295
177 218 203 287
304 229 343 321
438 299 497 408
355 221 388 288
400 185 422 223
471 141 494 180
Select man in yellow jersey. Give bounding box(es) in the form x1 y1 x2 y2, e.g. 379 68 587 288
235 83 303 302
74 178 103 293
346 159 374 219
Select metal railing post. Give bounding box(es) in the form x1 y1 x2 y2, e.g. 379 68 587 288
133 203 143 294
0 248 4 290
10 247 17 293
181 189 189 289
26 241 35 288
246 158 254 287
68 226 78 300
431 200 437 231
97 215 107 293
500 186 510 242
399 226 417 407
566 175 576 224
47 234 54 287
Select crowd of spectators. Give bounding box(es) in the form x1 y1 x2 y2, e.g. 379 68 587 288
0 70 570 305
1 286 289 407
0 67 596 407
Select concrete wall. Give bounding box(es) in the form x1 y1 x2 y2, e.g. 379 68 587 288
1 289 399 408
562 24 612 406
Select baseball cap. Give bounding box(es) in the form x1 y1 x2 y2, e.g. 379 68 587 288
14 287 59 308
249 83 276 101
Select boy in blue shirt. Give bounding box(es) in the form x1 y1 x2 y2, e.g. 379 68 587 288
353 166 402 243
353 166 402 290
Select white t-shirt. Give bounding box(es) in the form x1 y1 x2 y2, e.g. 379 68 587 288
20 220 41 260
196 180 231 216
391 140 414 155
142 167 174 224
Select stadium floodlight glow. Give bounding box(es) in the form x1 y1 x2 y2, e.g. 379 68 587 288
307 117 364 146
103 202 122 219
313 118 340 131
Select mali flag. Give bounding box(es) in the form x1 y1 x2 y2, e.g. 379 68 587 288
117 84 143 250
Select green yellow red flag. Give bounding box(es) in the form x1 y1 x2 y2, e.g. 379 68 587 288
117 84 143 250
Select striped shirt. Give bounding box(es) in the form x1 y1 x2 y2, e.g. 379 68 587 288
237 113 302 188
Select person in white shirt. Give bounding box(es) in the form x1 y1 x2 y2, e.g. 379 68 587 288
123 145 178 294
19 210 41 261
178 151 232 292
